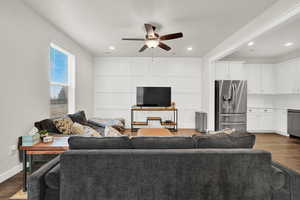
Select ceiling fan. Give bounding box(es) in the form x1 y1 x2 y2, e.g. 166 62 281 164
122 24 183 52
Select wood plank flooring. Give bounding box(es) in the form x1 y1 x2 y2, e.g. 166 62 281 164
0 131 299 200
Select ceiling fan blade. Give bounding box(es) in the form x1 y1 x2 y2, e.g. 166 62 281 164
122 38 145 41
158 42 171 51
160 32 183 41
145 24 155 37
139 45 148 52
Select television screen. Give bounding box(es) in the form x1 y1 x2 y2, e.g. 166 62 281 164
137 87 171 107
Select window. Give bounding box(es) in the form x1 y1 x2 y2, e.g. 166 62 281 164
49 43 75 117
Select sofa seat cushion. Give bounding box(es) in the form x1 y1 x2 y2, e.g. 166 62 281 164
131 136 195 149
45 164 60 190
193 132 256 148
68 136 132 149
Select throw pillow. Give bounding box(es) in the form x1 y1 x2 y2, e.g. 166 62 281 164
83 126 101 137
71 122 85 135
53 117 74 135
68 111 87 125
104 126 123 137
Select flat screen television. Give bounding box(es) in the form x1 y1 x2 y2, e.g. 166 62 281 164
136 87 171 107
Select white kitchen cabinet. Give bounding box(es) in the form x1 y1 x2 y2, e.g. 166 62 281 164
247 108 275 132
215 61 245 80
215 62 229 80
245 64 261 94
247 111 259 131
274 109 288 135
245 64 275 94
230 62 245 80
275 59 300 94
261 64 275 94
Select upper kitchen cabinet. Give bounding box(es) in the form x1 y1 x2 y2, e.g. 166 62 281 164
245 64 275 94
276 58 300 94
215 61 245 80
245 64 261 94
261 64 275 94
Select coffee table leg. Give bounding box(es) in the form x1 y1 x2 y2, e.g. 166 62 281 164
23 150 27 192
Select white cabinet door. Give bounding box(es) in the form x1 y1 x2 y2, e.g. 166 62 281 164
245 64 261 94
229 62 245 80
261 64 275 94
261 109 274 131
274 109 288 135
215 62 229 80
276 62 294 94
247 112 258 131
295 59 300 93
289 59 300 93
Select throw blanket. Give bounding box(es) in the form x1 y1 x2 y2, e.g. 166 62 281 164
88 117 125 132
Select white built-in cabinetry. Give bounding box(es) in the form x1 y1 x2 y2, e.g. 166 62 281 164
247 108 274 132
215 62 275 94
275 58 300 94
245 64 275 94
215 61 245 80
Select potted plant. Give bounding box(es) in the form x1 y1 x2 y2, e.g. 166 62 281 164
39 130 48 139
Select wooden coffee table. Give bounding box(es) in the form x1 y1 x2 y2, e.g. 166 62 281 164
19 136 69 191
137 128 174 136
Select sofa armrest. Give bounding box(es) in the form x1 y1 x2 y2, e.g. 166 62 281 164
272 161 300 200
271 166 285 190
28 156 60 200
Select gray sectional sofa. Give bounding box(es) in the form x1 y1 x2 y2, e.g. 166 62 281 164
28 133 300 200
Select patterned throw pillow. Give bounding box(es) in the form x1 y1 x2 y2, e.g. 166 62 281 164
104 126 123 137
83 126 101 137
71 122 85 135
53 117 74 135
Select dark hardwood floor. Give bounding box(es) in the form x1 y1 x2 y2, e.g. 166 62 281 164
0 131 299 200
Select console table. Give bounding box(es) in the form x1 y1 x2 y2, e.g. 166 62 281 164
19 136 69 191
130 107 178 131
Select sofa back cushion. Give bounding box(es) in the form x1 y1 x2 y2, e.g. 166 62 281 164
131 136 195 149
68 136 132 149
60 149 272 200
193 132 256 149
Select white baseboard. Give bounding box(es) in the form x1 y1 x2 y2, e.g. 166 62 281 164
0 163 22 183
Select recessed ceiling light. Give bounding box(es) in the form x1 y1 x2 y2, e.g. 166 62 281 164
248 41 254 46
284 42 294 47
109 46 115 50
187 47 193 51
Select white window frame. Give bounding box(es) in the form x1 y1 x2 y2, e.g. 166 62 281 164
50 43 76 114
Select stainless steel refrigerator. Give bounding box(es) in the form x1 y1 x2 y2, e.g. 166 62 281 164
215 80 247 131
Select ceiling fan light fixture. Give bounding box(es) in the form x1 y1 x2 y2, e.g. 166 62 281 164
145 39 159 48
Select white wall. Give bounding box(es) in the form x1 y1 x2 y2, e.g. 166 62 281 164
94 57 202 128
0 0 94 182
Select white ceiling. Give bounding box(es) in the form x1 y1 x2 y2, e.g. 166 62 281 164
23 0 278 57
225 13 300 60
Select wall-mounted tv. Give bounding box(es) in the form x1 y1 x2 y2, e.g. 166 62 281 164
136 87 171 107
